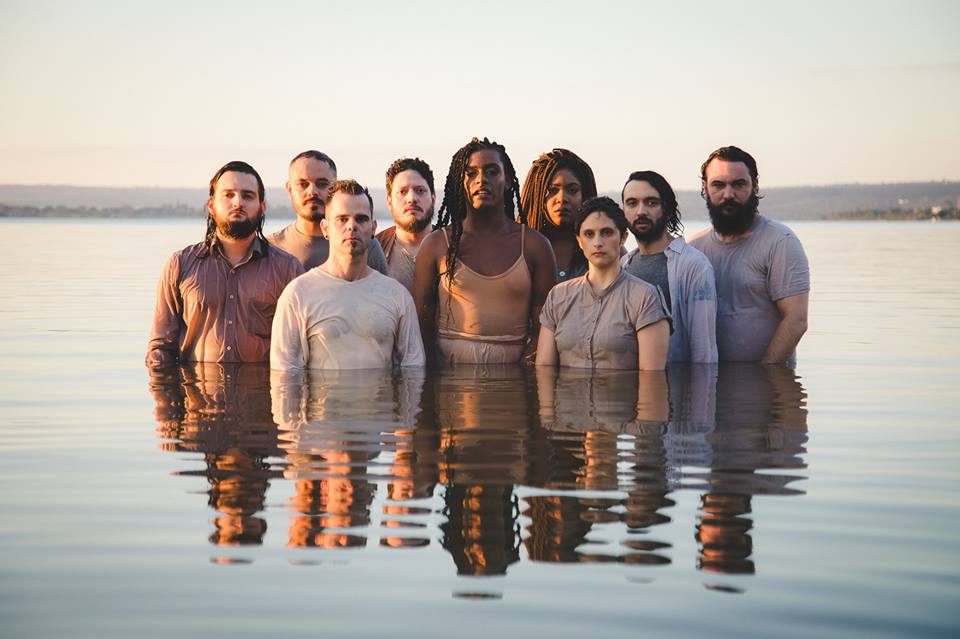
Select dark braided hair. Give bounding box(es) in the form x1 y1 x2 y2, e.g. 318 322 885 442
520 148 597 277
520 148 597 231
203 160 269 249
435 137 524 286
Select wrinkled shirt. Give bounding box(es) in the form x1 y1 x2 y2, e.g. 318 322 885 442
146 238 303 367
622 236 718 363
690 216 809 363
539 270 669 369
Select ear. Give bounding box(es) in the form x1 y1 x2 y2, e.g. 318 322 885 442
620 232 627 247
753 177 760 196
285 180 293 198
206 198 215 216
576 233 585 252
320 217 329 239
371 219 378 236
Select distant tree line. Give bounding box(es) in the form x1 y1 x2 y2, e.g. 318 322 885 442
826 205 959 221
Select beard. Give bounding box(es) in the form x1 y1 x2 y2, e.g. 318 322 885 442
629 213 670 245
707 193 759 236
217 215 261 240
297 199 325 223
397 208 434 234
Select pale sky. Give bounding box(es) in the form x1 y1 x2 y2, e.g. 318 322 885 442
1 0 957 192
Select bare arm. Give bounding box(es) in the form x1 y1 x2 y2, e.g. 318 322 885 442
523 229 558 365
412 230 444 366
637 319 670 370
761 292 809 364
535 325 559 367
145 254 183 369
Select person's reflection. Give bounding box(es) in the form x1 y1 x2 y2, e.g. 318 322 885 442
271 369 429 549
434 366 532 575
529 368 672 565
149 363 280 546
688 363 808 576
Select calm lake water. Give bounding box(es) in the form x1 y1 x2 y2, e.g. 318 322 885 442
0 218 958 638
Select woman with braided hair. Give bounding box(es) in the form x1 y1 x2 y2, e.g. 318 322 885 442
413 137 557 366
520 148 598 283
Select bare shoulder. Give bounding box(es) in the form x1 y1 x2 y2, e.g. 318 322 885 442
419 228 447 260
524 226 554 261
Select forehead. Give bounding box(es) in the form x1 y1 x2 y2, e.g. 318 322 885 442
466 149 503 169
289 157 336 180
550 168 582 186
705 159 752 182
391 169 429 191
327 192 372 215
623 180 660 199
214 171 259 193
580 210 617 229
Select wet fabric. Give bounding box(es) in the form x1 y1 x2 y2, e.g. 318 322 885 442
539 270 669 369
147 238 303 367
622 236 718 363
270 268 424 370
690 216 809 363
269 222 389 273
436 227 532 365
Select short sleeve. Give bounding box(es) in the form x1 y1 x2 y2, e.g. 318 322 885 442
767 234 810 301
538 289 559 331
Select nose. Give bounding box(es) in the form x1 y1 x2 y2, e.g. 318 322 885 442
721 185 736 201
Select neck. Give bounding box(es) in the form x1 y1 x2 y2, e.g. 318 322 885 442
464 206 509 233
216 232 256 266
393 224 431 254
586 262 621 293
295 216 325 237
542 224 574 242
322 251 370 282
636 232 674 255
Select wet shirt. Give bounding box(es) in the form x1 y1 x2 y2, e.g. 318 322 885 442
146 238 304 367
539 270 669 369
689 215 809 362
386 243 417 294
269 222 389 273
270 268 425 370
622 251 671 310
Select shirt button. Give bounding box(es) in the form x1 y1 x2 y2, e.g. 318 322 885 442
226 346 232 351
227 320 233 325
229 294 235 299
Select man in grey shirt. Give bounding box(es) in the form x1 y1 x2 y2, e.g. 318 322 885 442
689 146 809 364
269 149 389 272
621 170 718 363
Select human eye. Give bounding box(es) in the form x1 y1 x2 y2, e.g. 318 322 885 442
644 197 661 208
733 180 748 190
624 198 637 208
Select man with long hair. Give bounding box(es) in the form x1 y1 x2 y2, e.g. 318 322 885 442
689 146 809 364
146 161 303 367
621 170 718 363
520 148 597 282
413 137 556 365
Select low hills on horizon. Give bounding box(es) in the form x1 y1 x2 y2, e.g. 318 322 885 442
1 181 958 221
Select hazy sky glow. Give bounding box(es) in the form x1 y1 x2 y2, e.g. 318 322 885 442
1 0 957 192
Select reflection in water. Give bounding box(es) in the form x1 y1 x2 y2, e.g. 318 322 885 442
149 363 281 546
271 369 430 549
148 361 807 579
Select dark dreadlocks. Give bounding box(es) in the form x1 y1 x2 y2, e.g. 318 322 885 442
203 160 269 250
435 137 524 286
520 148 597 278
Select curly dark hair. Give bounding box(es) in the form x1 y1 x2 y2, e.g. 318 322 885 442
574 196 629 237
385 157 435 195
435 137 523 286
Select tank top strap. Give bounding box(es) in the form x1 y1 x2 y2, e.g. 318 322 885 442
442 227 450 248
520 224 525 256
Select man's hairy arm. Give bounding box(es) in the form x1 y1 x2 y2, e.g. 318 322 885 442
761 292 809 364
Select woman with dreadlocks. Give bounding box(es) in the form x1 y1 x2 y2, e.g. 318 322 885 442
412 137 557 366
520 148 598 283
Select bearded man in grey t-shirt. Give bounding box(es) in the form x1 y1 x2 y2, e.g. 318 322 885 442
689 146 809 365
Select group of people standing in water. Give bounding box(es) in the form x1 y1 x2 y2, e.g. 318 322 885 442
146 138 810 372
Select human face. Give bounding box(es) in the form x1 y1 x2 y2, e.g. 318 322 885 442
207 171 265 240
623 180 668 243
321 192 376 258
463 149 507 212
703 159 759 235
387 169 435 234
286 157 337 223
545 168 582 229
576 211 626 269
